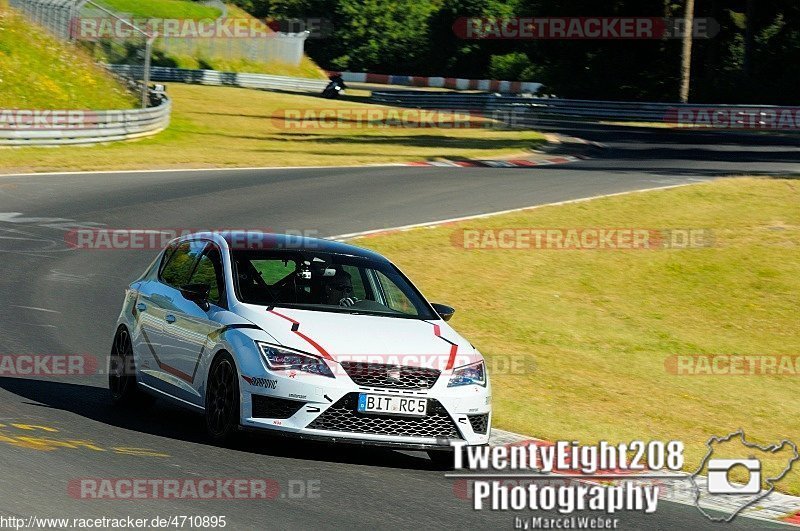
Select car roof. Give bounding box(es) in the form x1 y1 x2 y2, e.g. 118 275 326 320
187 231 390 263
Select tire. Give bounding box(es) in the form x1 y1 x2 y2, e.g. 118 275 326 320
109 327 153 407
427 449 456 470
205 351 241 444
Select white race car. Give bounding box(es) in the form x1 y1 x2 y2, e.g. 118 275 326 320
109 232 491 463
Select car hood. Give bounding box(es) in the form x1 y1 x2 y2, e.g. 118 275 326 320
236 304 478 369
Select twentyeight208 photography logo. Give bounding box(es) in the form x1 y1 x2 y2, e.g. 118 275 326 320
690 430 799 522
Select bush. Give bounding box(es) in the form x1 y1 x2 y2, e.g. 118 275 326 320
488 52 542 81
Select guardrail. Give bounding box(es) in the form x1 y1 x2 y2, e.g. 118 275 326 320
108 65 329 93
372 91 495 109
0 97 171 146
371 91 787 124
339 71 541 93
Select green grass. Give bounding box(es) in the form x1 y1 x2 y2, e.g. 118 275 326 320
96 0 221 20
164 53 326 80
0 83 546 173
355 178 800 495
0 5 136 110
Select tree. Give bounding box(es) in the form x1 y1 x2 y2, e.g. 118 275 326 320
517 0 679 100
425 0 522 77
680 0 695 102
229 0 800 103
329 0 438 72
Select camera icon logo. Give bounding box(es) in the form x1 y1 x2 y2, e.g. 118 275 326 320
706 458 761 495
690 430 799 523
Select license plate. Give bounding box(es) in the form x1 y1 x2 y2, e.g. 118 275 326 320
357 394 427 417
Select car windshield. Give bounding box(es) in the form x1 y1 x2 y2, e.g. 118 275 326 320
231 250 436 320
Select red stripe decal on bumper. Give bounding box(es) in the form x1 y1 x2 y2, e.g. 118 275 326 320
785 512 800 525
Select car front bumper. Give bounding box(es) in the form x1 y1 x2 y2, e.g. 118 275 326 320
238 363 492 449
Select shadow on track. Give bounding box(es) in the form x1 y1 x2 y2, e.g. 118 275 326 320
533 119 800 146
533 120 800 171
0 377 440 471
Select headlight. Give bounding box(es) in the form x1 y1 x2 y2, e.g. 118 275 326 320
256 341 334 378
448 360 486 387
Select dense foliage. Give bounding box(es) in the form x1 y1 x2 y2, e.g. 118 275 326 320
230 0 800 103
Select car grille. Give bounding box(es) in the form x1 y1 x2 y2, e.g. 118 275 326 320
307 393 460 438
340 362 441 390
468 413 489 434
252 395 305 419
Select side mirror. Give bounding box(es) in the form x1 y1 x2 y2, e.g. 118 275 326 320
180 283 211 311
431 303 455 322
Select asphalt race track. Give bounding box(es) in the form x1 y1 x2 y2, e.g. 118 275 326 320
0 126 798 528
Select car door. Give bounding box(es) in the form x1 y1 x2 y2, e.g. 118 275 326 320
136 239 205 399
157 241 227 406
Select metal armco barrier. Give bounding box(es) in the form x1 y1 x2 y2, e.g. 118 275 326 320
108 65 329 93
372 91 495 110
371 91 789 125
338 71 541 93
0 98 171 146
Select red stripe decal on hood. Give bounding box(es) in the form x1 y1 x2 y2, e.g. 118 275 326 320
426 320 458 370
267 309 334 361
447 344 458 371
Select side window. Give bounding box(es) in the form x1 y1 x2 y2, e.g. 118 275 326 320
189 245 224 305
159 242 178 275
342 265 367 300
160 241 204 288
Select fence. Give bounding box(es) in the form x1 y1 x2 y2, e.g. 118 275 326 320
9 0 156 108
159 33 310 66
371 91 791 125
0 97 171 146
75 2 309 66
108 64 328 93
8 0 83 40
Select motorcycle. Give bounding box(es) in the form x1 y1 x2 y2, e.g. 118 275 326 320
148 84 168 107
321 75 347 99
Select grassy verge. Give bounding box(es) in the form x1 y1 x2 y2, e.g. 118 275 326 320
0 6 136 110
0 83 546 173
96 0 221 20
166 55 327 79
356 177 800 494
